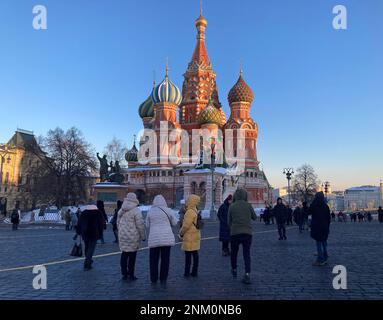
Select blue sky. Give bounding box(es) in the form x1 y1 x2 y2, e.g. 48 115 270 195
0 0 382 190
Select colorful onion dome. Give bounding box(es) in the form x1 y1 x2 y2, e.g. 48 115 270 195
125 142 138 162
198 99 222 126
228 70 254 105
151 67 182 106
138 94 155 119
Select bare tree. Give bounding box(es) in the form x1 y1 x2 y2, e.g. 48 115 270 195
292 164 320 204
27 127 97 207
103 137 128 166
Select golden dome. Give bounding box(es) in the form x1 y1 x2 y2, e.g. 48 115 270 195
195 15 207 27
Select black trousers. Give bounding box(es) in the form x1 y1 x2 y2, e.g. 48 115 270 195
277 223 286 238
149 246 171 283
120 251 137 277
230 234 252 274
184 251 199 276
84 239 97 268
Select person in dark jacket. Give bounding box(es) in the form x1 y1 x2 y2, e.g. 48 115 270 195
302 202 309 230
217 195 233 256
263 206 270 225
10 209 20 231
331 211 336 222
96 200 108 244
273 198 287 240
76 205 105 270
228 189 256 285
294 204 304 233
286 205 293 226
111 200 122 243
309 192 331 266
378 207 383 223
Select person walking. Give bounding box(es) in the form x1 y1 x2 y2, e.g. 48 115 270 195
331 211 336 222
274 198 288 240
11 209 20 231
111 200 122 243
217 195 233 256
263 206 270 225
118 193 146 281
309 192 331 266
286 205 293 226
301 202 309 230
76 204 105 271
70 208 78 231
294 204 304 233
367 212 373 222
228 189 256 285
96 200 108 244
378 207 383 223
64 209 72 231
146 195 178 285
179 194 201 278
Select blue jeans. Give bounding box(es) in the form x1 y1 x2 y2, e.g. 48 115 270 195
316 241 328 263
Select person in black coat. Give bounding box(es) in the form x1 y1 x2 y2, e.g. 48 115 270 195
96 200 108 244
273 198 288 240
309 192 331 266
111 200 122 243
378 207 383 223
217 195 233 256
10 209 20 231
76 205 105 271
294 204 304 233
263 206 270 225
286 205 293 225
301 202 309 230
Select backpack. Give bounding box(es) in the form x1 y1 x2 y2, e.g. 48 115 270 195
194 211 204 230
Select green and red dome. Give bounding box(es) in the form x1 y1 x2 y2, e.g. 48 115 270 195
228 72 254 104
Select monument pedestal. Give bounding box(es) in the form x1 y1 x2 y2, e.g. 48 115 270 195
93 183 130 214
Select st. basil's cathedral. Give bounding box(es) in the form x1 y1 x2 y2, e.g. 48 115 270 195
97 13 271 211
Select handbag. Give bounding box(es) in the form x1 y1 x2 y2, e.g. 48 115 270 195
70 237 83 257
158 207 173 226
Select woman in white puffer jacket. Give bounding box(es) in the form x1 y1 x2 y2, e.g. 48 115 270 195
146 195 178 284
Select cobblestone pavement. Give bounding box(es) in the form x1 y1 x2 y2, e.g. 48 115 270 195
0 220 382 300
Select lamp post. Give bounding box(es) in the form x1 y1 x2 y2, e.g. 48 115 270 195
283 168 294 206
210 138 216 220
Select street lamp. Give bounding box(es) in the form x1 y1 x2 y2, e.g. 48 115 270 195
283 168 294 206
210 138 216 220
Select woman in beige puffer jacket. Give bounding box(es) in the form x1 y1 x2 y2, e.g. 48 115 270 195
117 193 146 281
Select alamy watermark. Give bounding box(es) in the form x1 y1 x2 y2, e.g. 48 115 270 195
333 5 347 30
32 5 47 30
32 265 47 290
332 265 347 290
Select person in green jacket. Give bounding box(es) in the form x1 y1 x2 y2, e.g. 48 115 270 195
228 188 257 284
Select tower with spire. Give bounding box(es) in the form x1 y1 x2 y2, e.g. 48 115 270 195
179 11 225 136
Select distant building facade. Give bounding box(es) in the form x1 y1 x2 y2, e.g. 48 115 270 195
0 129 42 212
344 183 383 211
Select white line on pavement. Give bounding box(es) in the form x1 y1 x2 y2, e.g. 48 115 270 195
0 227 297 273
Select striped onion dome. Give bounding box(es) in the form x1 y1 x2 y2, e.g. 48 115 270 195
138 94 155 119
228 70 254 105
151 68 182 106
198 98 222 126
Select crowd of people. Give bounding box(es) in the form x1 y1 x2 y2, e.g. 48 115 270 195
69 188 343 285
